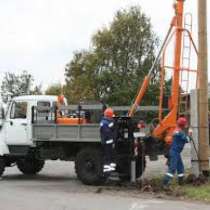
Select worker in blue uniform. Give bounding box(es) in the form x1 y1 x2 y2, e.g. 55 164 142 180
163 117 190 187
100 108 116 174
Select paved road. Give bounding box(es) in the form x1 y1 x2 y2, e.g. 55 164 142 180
0 147 209 210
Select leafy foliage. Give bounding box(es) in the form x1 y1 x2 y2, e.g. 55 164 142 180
45 83 63 96
65 52 98 103
65 6 159 105
30 84 43 95
1 71 42 103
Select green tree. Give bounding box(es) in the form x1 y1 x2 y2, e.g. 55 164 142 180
1 71 37 103
65 6 159 105
31 84 43 95
65 51 99 103
45 83 63 96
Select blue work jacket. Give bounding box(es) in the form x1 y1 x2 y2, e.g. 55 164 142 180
170 128 189 154
100 117 114 145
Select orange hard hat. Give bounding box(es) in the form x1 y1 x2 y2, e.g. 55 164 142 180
104 108 114 118
177 117 187 127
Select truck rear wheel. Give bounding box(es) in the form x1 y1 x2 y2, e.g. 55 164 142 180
17 158 45 175
75 147 105 185
0 157 5 176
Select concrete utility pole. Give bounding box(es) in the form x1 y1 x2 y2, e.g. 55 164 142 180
190 90 200 177
197 0 209 174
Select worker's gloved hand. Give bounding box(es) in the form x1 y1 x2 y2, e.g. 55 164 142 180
186 128 193 143
188 128 193 137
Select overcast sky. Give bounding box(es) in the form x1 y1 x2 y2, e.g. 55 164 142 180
0 0 209 90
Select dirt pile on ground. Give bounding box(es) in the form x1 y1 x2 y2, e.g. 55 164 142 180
95 174 210 201
185 174 209 186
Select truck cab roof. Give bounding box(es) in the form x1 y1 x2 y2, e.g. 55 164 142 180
13 95 59 102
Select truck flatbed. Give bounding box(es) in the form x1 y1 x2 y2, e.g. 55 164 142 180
32 123 101 143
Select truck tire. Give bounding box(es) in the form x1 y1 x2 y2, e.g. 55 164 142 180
117 156 146 181
17 158 45 175
75 147 105 185
0 157 5 176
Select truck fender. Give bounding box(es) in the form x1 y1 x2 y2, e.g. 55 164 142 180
0 140 9 156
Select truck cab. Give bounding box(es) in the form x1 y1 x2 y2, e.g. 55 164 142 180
0 95 60 155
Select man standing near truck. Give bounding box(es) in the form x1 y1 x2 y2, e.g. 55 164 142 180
163 117 190 187
100 108 116 174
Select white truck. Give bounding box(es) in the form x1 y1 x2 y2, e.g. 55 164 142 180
0 95 146 185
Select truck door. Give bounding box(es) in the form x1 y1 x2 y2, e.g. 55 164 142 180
5 101 30 145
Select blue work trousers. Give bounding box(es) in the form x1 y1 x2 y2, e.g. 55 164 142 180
163 150 185 186
168 150 184 176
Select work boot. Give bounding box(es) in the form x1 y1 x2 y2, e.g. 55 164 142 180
162 174 173 188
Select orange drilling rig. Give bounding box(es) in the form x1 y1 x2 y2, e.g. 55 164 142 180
129 0 198 146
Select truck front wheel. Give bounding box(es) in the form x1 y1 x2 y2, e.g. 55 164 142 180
75 147 105 185
17 158 45 175
0 157 5 176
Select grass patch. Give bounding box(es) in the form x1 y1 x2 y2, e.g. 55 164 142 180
182 184 210 202
139 175 210 203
